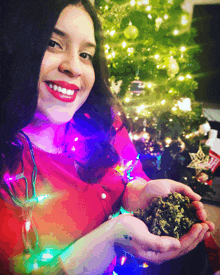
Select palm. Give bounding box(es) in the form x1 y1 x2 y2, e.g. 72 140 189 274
115 214 180 260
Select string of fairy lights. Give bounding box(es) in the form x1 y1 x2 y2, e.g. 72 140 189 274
4 132 64 273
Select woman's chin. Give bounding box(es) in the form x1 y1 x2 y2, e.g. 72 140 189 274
35 111 73 126
48 116 73 125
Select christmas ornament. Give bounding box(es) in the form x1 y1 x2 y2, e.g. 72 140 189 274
129 80 145 94
205 128 220 185
196 172 209 183
124 24 139 39
110 78 123 94
205 129 218 147
209 148 220 173
187 147 210 175
199 121 211 135
164 56 179 78
195 170 213 186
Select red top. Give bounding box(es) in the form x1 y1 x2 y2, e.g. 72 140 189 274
0 119 150 274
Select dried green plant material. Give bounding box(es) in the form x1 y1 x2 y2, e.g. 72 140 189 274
133 192 200 239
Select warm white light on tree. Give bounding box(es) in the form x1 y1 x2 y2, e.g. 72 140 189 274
122 42 127 48
127 47 134 53
178 98 191 112
110 30 115 36
180 46 186 52
165 137 172 145
146 5 152 11
181 15 188 25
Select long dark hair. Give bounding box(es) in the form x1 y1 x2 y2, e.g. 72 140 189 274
1 0 128 184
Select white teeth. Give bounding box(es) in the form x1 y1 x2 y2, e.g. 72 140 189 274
48 83 76 96
67 89 73 95
62 88 67 94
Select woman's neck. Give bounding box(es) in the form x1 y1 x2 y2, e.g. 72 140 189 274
22 116 68 154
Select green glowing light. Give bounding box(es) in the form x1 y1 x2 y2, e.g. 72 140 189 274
23 247 61 273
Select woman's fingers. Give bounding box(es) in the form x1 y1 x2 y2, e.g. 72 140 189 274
204 220 215 232
138 223 210 265
179 223 208 252
180 223 203 248
191 202 215 231
180 223 209 255
192 201 207 221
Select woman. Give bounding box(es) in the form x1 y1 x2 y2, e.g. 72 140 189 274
1 0 214 274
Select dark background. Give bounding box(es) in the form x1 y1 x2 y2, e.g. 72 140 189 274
192 4 220 104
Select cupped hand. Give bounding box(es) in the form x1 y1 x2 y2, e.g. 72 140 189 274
139 221 211 264
114 214 181 262
113 211 214 265
128 178 214 232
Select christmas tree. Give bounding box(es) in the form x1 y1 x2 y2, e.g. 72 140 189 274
96 0 218 197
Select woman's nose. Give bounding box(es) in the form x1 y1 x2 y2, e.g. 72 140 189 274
58 53 81 78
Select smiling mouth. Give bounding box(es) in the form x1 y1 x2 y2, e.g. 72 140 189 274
48 83 77 96
45 81 79 103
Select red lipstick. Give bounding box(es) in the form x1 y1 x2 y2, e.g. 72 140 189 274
45 81 79 103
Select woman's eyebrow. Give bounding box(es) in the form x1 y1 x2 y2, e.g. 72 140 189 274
53 28 66 37
52 28 96 49
83 41 96 49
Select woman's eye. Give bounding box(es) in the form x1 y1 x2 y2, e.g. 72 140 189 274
48 39 61 49
80 52 93 60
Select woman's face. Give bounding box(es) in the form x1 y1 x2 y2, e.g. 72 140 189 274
37 4 96 124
